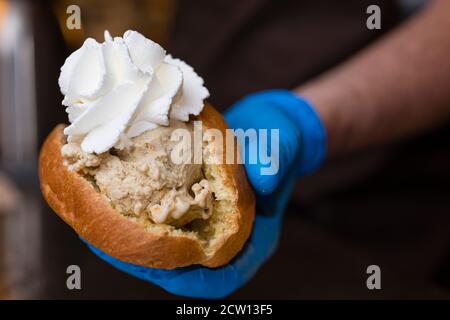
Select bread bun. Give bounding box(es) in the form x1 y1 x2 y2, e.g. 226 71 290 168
39 103 255 269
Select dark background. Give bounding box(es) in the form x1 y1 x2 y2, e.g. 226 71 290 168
2 0 450 299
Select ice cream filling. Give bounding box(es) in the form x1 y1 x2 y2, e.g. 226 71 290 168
61 120 213 227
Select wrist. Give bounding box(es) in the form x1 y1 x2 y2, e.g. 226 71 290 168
264 89 327 176
296 84 345 158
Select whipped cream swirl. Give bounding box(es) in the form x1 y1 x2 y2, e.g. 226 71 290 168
59 30 209 153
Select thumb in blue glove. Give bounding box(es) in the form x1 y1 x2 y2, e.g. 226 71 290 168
226 90 326 195
85 90 326 299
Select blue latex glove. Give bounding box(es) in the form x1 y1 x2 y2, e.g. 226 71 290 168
85 90 326 299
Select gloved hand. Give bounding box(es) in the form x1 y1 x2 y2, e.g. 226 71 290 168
85 89 327 299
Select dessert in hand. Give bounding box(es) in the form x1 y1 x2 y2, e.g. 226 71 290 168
39 30 254 269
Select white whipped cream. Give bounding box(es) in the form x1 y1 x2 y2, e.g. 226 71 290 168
59 30 209 153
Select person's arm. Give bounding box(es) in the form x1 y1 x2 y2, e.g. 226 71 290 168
296 0 450 157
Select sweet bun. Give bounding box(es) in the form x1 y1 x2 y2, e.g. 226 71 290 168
39 103 255 269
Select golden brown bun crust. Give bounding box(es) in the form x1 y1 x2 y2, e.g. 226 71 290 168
39 103 255 269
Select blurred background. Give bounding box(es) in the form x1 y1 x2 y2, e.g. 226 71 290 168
1 0 450 299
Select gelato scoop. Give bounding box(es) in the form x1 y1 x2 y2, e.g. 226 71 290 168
62 120 212 227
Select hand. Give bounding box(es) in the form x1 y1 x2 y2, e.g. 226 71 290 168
85 90 326 298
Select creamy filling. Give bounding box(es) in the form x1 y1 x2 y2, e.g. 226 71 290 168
61 121 213 227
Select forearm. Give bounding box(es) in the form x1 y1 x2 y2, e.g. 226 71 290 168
296 0 450 157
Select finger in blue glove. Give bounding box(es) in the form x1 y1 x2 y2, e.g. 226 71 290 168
224 90 326 194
